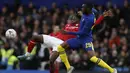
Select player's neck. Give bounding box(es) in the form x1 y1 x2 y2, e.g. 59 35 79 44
83 11 92 15
83 13 92 16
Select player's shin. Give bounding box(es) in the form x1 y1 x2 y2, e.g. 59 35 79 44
50 51 59 73
17 40 36 59
90 56 114 73
57 45 71 70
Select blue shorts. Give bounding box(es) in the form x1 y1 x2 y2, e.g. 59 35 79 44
66 38 94 51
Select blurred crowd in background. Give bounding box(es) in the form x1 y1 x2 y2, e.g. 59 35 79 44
0 0 130 72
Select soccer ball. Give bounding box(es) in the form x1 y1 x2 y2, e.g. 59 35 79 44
5 29 17 39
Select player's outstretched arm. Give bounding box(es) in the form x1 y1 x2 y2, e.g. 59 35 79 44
91 10 111 29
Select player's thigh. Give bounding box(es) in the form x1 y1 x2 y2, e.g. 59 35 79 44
66 38 81 50
43 35 63 48
83 42 96 57
83 42 95 51
42 35 50 44
52 41 64 51
32 35 43 43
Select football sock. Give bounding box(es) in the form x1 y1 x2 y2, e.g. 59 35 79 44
57 45 70 70
90 56 114 73
54 63 59 73
27 40 36 52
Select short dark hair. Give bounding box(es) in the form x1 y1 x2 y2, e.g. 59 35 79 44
82 4 93 14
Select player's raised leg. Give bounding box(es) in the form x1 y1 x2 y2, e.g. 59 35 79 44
18 35 43 59
27 35 43 52
85 42 117 73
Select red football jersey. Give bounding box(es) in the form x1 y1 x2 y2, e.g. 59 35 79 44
50 32 61 37
56 23 79 41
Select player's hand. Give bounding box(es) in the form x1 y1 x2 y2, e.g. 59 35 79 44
103 10 111 17
17 52 33 60
77 11 83 16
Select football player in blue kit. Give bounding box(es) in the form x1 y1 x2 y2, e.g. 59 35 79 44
56 4 117 73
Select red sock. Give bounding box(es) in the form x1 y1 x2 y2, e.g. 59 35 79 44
54 62 59 73
27 40 36 52
54 66 59 73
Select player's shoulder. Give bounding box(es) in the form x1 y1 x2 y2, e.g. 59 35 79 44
82 14 94 24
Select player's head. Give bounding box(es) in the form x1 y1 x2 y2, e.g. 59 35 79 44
82 4 92 14
68 14 78 24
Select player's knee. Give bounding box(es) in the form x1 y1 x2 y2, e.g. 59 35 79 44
87 51 95 59
31 35 43 43
50 59 54 64
88 54 94 59
57 45 65 52
61 42 69 49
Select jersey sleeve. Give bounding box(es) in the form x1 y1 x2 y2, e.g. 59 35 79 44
64 24 79 32
94 15 104 25
91 15 104 30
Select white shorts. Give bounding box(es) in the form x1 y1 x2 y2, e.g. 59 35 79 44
41 35 64 62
